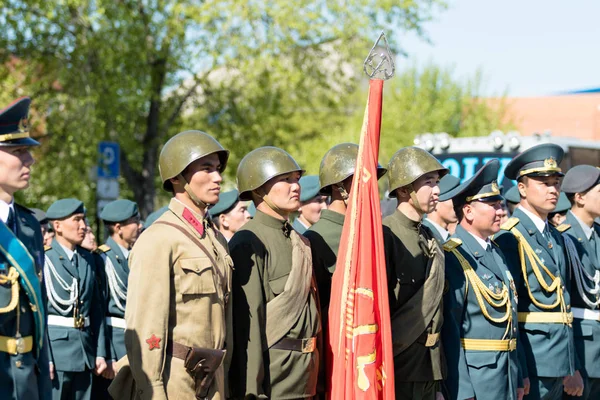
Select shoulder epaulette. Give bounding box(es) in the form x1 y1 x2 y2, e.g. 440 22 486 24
500 217 519 231
555 223 571 233
44 245 51 252
443 237 462 252
96 244 111 253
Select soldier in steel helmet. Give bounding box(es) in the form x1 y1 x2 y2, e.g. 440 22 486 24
109 131 233 400
383 146 447 400
0 97 51 399
228 147 320 399
304 143 387 324
494 143 582 399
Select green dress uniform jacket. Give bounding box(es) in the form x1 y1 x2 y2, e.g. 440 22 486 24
563 212 600 398
382 210 445 385
44 239 106 372
95 237 129 361
0 204 51 400
494 208 578 382
422 218 446 245
229 210 320 399
292 218 309 235
443 225 521 400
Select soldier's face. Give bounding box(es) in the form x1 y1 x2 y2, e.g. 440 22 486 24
262 171 302 214
518 175 561 215
466 199 504 236
411 172 441 214
183 154 223 205
54 213 86 246
0 146 35 198
221 201 251 233
299 196 327 225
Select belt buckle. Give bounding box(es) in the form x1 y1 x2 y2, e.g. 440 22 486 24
425 333 439 347
566 312 574 325
301 338 315 353
74 315 85 330
509 338 517 352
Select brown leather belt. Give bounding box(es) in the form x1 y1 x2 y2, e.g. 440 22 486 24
167 341 193 360
271 337 317 353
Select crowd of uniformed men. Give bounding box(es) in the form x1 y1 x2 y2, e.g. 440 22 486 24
2 95 600 400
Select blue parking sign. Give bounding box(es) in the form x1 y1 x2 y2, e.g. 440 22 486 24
98 142 120 178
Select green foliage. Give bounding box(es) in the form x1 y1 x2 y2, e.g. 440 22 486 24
292 64 515 177
1 0 515 223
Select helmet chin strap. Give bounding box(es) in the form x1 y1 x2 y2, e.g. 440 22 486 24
177 173 210 211
335 183 350 207
407 184 425 215
255 189 288 219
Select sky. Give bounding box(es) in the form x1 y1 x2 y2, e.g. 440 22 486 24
396 0 600 97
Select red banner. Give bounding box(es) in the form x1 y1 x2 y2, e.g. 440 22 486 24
327 79 395 399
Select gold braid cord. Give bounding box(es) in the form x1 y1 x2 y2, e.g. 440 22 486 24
510 228 567 313
450 249 512 338
0 267 20 313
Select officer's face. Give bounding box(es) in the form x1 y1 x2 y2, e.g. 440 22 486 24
465 199 504 236
0 146 35 198
183 154 223 205
222 201 251 233
577 183 600 219
119 216 142 246
262 171 302 214
80 225 97 251
435 199 457 224
299 196 327 225
54 213 87 246
518 175 561 215
411 172 441 214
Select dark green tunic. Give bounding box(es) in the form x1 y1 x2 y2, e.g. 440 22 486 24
304 209 345 315
382 210 445 384
229 211 320 399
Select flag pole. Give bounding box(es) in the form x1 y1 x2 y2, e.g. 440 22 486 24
327 32 396 399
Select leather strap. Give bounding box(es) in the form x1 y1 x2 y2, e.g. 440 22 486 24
167 341 191 360
154 221 226 285
270 337 317 353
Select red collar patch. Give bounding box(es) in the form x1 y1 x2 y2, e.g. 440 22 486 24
182 208 204 237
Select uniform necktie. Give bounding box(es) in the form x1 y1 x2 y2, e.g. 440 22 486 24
6 208 15 232
591 231 600 266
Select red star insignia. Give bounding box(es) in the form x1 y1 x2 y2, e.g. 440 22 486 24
146 334 161 350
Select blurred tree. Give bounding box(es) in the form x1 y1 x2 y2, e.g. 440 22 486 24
0 0 446 218
293 64 515 178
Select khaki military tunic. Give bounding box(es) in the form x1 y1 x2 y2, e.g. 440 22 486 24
122 198 232 400
382 210 445 397
229 210 320 399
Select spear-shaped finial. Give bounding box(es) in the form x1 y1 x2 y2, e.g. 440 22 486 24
363 32 395 80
